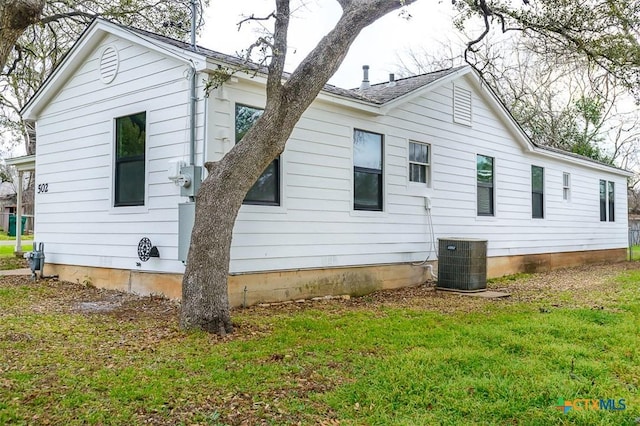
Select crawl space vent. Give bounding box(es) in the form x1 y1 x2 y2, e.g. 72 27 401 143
99 46 119 84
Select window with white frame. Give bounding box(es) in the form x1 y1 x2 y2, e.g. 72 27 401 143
531 165 544 219
235 104 280 206
409 141 430 185
114 112 146 207
353 129 383 211
600 179 615 222
477 154 494 216
562 172 570 201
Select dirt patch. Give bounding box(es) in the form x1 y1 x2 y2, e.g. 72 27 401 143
2 261 638 324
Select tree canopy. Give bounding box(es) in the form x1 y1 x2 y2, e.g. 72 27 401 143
0 0 206 153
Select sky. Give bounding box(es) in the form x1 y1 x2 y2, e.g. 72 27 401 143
199 1 464 89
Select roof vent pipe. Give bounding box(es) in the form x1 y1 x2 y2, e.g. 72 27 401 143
359 65 370 90
387 73 396 87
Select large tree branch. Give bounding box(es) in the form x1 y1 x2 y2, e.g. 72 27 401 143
38 10 97 25
0 0 45 70
266 0 289 100
282 0 416 114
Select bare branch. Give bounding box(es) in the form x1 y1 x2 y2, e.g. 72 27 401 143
38 10 96 25
266 0 289 99
237 11 276 31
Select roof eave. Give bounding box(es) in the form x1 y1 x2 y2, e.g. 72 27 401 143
5 155 36 172
22 19 207 120
532 147 633 177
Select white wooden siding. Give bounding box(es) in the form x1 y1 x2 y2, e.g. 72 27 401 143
34 34 205 273
33 33 628 275
211 76 628 274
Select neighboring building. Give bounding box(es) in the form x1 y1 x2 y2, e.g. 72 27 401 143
0 181 16 232
19 19 631 305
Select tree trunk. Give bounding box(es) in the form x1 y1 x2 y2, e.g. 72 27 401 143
179 0 416 334
179 171 238 335
0 0 45 70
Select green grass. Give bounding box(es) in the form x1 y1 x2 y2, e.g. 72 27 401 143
0 233 33 241
0 245 19 257
1 268 639 424
629 245 640 261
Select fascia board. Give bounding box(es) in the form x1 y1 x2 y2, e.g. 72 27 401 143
531 148 634 177
22 19 206 119
5 155 36 172
465 71 631 176
466 72 537 154
205 61 383 115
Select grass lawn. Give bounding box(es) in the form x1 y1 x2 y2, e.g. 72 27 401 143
0 233 33 241
0 244 28 270
1 263 639 425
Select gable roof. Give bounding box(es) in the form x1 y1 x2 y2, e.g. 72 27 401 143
22 18 631 177
355 66 467 104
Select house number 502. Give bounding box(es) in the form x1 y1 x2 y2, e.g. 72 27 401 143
37 183 49 193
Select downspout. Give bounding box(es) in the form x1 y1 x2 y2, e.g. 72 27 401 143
189 64 197 171
189 0 198 171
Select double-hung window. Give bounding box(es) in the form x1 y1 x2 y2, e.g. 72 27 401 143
600 180 615 222
477 154 494 216
563 172 570 201
353 129 383 211
235 104 280 205
409 141 430 185
114 112 146 207
531 165 544 219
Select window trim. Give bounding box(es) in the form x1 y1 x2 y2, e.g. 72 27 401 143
408 140 431 186
531 165 544 219
235 103 281 206
600 179 615 222
353 129 384 212
608 181 615 222
562 172 570 202
476 154 494 217
114 111 147 208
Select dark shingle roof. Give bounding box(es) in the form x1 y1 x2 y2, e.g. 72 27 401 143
355 66 467 104
121 23 462 105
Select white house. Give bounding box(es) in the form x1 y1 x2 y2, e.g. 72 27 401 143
19 19 631 305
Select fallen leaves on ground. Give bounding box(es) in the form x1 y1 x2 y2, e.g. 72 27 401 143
1 261 638 425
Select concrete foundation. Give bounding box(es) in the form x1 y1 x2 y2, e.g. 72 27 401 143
45 248 627 307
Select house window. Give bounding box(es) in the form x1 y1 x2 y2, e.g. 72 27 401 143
354 129 383 211
563 172 570 201
531 165 544 219
409 141 430 185
114 112 146 207
477 154 494 216
609 181 615 222
600 180 615 222
235 104 280 205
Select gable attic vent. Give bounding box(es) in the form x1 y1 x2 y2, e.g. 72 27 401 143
453 84 472 127
99 46 119 84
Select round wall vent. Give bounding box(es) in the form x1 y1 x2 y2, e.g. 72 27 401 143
99 46 119 84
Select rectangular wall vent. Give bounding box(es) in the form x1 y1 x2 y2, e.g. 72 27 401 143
453 85 472 127
437 238 487 292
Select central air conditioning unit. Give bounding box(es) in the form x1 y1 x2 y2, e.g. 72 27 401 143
437 238 487 292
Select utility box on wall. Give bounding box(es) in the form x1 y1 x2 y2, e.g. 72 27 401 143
178 202 195 263
437 238 487 292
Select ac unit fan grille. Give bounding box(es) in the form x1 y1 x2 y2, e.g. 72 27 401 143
437 238 487 292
